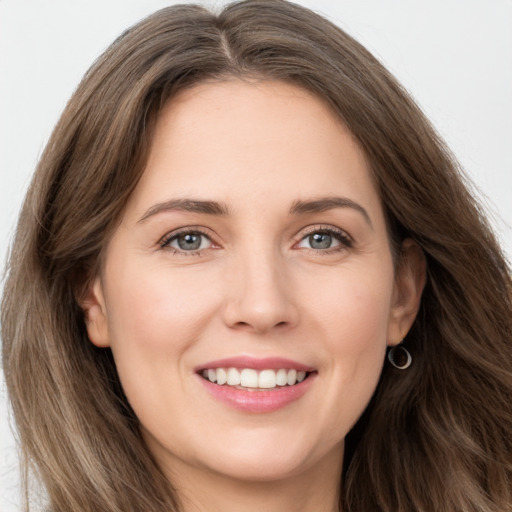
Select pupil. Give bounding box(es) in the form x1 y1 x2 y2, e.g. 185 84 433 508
310 232 331 249
178 233 201 250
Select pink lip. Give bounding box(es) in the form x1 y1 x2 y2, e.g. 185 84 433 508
194 356 317 413
197 373 316 413
194 356 314 372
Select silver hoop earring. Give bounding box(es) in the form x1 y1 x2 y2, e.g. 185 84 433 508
388 345 412 370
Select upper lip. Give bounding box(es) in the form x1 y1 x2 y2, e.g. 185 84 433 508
195 356 314 373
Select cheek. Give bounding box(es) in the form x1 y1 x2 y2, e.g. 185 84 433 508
101 261 228 450
102 260 223 403
324 281 390 391
106 259 218 344
309 263 394 351
304 264 393 430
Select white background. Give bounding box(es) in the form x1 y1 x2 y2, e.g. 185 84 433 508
1 1 511 510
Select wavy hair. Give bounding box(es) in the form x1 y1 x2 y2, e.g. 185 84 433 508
2 1 511 511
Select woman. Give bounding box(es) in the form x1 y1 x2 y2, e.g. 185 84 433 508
2 1 511 511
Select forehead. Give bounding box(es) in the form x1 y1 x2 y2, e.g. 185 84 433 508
127 79 383 225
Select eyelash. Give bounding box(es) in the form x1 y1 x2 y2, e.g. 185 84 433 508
158 225 353 256
159 228 214 256
295 225 353 255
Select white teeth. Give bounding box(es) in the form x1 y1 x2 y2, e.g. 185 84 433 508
287 369 297 386
227 367 241 386
258 369 276 388
201 367 309 389
240 369 258 388
276 369 288 386
216 368 227 385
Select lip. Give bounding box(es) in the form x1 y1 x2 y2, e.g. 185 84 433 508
197 373 316 413
194 356 314 372
195 356 317 413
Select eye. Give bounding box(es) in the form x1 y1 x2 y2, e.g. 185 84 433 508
296 227 352 251
161 230 213 253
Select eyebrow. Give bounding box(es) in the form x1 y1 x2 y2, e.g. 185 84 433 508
138 196 372 228
138 198 229 223
289 197 373 228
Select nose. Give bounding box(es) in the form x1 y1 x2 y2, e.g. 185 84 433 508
222 248 300 334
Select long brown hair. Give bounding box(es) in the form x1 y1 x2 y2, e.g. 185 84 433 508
2 1 511 511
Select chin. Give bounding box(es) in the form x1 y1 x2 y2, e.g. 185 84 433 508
194 429 343 483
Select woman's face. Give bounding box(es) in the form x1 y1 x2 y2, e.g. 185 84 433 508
84 80 423 485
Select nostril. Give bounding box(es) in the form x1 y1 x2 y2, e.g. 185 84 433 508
231 319 290 334
233 321 251 329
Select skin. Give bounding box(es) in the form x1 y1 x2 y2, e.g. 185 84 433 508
83 80 425 512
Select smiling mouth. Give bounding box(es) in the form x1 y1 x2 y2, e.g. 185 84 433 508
200 367 313 390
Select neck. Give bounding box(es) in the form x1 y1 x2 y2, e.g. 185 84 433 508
163 446 343 512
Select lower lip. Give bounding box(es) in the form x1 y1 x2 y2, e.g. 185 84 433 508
197 373 316 413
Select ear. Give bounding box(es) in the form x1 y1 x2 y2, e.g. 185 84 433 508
79 277 111 347
387 238 426 346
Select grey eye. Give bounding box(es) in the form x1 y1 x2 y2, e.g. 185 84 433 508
166 232 211 251
297 229 350 251
308 232 333 249
177 233 202 250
